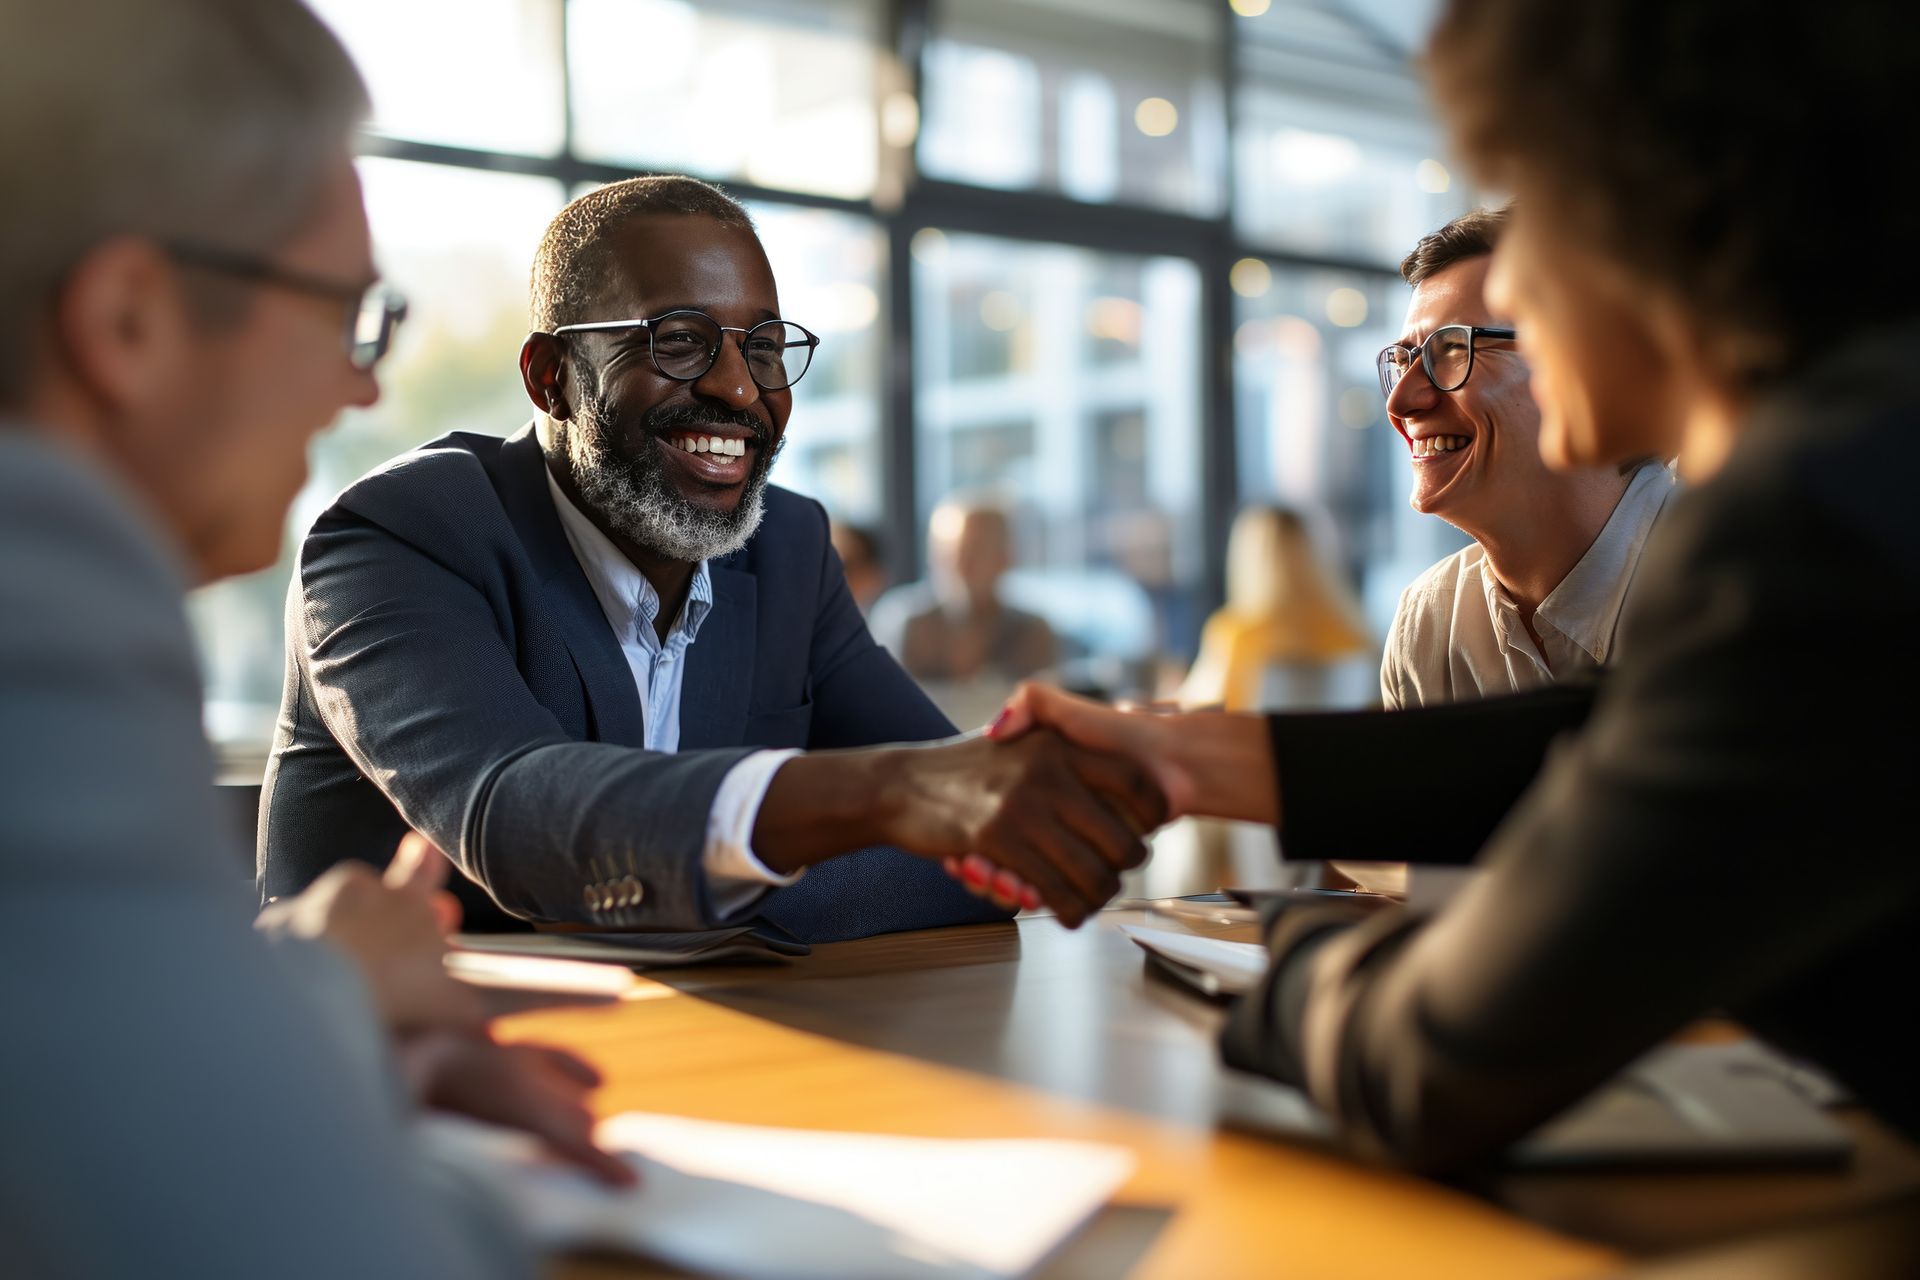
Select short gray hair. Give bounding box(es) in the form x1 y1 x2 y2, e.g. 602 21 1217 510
0 0 368 405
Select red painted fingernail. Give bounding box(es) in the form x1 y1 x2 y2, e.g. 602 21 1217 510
961 856 989 887
1021 887 1041 911
994 868 1021 898
987 708 1013 739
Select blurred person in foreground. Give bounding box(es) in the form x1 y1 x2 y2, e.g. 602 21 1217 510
0 2 624 1274
872 497 1059 686
830 519 889 614
976 0 1920 1172
1179 506 1372 712
261 177 1157 934
1379 206 1672 709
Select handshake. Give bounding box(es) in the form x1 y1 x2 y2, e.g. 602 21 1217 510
752 682 1270 929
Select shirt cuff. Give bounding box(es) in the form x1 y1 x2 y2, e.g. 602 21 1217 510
704 748 805 917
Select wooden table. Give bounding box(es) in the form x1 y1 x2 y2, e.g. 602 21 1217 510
497 908 1920 1279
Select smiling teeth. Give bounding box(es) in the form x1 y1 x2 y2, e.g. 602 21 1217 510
1412 435 1469 458
679 436 746 457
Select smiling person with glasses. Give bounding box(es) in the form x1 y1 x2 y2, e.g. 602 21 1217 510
261 175 1164 940
1376 206 1673 709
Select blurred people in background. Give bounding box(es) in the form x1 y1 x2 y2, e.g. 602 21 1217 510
1379 207 1672 709
830 520 888 614
871 498 1060 723
1180 506 1373 712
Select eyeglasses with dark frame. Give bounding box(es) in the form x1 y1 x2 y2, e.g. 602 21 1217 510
550 309 821 392
1376 324 1517 400
165 241 408 372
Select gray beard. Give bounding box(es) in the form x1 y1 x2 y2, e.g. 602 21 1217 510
562 395 779 564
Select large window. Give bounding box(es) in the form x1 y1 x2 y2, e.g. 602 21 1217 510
921 0 1227 216
570 0 887 201
194 0 1476 745
912 231 1204 663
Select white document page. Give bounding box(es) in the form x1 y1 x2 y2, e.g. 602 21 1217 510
1119 924 1270 995
421 1112 1135 1279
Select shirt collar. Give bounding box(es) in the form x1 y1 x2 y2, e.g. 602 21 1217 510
542 466 714 649
1533 464 1674 664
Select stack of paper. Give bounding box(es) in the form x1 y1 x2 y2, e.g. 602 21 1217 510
421 1112 1135 1278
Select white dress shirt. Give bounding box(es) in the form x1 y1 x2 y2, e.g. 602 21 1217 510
1381 464 1674 709
544 471 800 911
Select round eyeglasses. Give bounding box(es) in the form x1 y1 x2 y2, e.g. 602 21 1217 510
1376 324 1516 399
166 241 407 372
551 310 820 392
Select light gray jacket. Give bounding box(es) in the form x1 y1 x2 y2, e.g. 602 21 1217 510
0 429 531 1279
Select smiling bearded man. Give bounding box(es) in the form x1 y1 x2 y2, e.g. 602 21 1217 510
259 175 1163 939
1377 206 1672 709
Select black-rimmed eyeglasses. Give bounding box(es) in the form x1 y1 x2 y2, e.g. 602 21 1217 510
166 241 408 372
1376 324 1516 399
550 310 820 392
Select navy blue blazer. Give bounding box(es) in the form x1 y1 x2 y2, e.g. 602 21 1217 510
259 424 1006 941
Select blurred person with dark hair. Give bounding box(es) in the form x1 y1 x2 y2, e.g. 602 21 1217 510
979 0 1920 1172
0 0 628 1274
1381 206 1671 709
831 519 889 614
1180 506 1372 712
261 177 1158 935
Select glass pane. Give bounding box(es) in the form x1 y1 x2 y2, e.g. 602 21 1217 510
192 161 566 745
909 230 1205 702
569 0 884 201
1232 260 1468 639
745 203 886 524
308 0 564 154
1235 89 1466 266
921 0 1226 215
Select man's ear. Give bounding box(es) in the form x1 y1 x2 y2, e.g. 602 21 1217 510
53 236 195 419
520 332 572 420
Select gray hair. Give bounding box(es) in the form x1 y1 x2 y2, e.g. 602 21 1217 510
0 0 368 405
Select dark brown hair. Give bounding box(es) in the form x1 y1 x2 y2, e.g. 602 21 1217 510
530 175 755 332
1427 1 1917 390
1400 206 1508 288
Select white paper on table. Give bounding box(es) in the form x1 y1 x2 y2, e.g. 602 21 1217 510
1119 924 1270 995
418 1111 1135 1279
443 948 639 997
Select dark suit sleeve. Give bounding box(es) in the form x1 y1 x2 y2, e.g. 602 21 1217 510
1221 473 1918 1172
293 510 754 928
751 499 1012 940
1268 684 1597 864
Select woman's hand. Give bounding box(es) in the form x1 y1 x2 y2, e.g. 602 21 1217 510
987 684 1205 818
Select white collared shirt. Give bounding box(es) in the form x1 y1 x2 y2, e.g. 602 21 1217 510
544 470 800 910
1381 465 1674 709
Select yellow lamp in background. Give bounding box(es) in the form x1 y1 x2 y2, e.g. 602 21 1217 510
1230 0 1272 15
1415 158 1452 194
979 290 1023 332
1230 257 1273 298
1325 287 1368 328
1134 97 1179 138
910 227 948 263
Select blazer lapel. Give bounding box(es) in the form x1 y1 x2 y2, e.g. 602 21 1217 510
678 562 756 749
492 424 647 748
